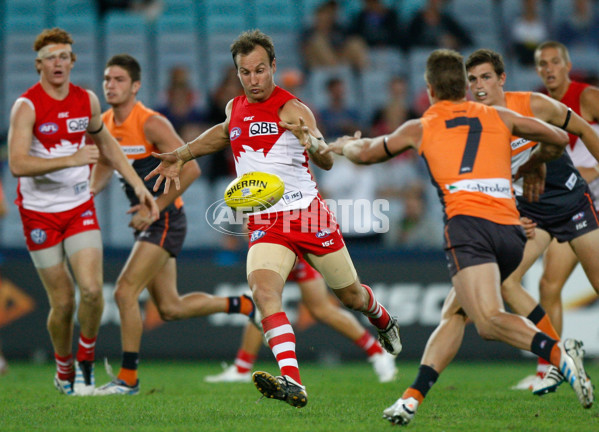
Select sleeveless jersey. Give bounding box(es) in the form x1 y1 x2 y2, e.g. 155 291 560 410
504 92 587 219
419 100 520 225
228 86 318 214
16 83 92 213
103 101 182 210
560 81 599 168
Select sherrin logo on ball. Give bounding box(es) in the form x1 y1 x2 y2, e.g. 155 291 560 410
224 171 285 213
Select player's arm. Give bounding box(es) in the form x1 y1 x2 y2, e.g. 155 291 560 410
279 99 333 170
143 114 201 211
8 99 99 177
86 90 159 222
145 100 232 193
324 119 422 165
89 156 114 195
531 92 599 169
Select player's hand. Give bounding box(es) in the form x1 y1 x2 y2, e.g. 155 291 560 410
323 131 361 155
128 203 155 231
145 152 184 194
520 217 537 240
132 185 159 222
72 144 100 166
279 116 312 152
515 160 546 202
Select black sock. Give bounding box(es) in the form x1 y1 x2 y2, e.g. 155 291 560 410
410 365 439 399
122 351 139 371
526 304 546 325
530 332 557 363
227 296 241 314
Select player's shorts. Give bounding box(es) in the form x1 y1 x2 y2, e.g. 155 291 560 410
588 176 599 211
519 191 599 243
247 197 345 257
18 198 100 251
287 256 322 282
134 206 186 257
444 215 526 282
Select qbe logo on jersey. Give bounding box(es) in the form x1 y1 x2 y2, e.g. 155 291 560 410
66 117 89 133
249 122 278 137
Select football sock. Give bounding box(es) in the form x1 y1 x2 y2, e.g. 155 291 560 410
76 333 96 362
118 351 139 386
361 284 391 330
530 332 559 366
55 353 75 381
527 304 560 340
262 311 301 384
354 330 384 357
227 295 254 316
403 365 439 403
234 349 257 374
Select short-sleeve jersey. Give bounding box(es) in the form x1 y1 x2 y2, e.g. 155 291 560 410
504 92 587 220
16 83 92 213
103 101 181 210
560 81 599 168
228 86 318 214
419 100 520 225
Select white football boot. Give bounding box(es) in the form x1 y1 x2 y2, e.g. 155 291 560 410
204 364 251 383
377 317 402 356
383 397 420 426
368 352 398 383
532 365 565 396
74 360 95 396
557 339 594 408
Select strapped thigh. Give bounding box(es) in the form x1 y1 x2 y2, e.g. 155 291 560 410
246 243 297 281
64 230 102 258
29 242 65 269
304 246 358 290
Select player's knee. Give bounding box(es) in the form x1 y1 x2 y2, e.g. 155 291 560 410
338 291 365 311
473 317 499 341
79 285 102 307
52 296 76 318
539 276 561 301
157 304 180 322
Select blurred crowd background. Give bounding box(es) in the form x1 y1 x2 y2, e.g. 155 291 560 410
1 0 599 253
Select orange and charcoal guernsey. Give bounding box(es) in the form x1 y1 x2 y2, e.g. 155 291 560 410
102 101 182 209
419 100 520 225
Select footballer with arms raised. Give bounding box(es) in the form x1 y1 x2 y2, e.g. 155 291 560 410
147 29 401 408
324 48 593 425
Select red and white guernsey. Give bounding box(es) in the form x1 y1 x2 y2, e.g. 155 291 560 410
560 81 599 168
16 83 92 213
228 86 318 214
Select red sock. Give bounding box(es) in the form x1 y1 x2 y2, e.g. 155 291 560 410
76 334 96 362
362 284 391 330
354 330 384 357
235 349 257 374
55 353 74 381
262 312 301 384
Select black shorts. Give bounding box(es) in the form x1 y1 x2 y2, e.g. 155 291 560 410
444 215 526 282
519 192 599 243
134 206 186 257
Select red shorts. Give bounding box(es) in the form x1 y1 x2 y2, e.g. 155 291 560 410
287 256 322 282
18 198 100 251
247 197 345 257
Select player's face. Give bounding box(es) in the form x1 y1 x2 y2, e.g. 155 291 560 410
103 66 138 106
236 45 276 103
467 63 505 106
535 47 571 91
36 46 74 86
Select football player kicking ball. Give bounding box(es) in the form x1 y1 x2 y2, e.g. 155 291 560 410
147 30 401 408
205 257 397 384
325 49 593 426
91 54 260 395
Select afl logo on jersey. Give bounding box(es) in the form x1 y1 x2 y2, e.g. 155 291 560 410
230 127 242 141
39 122 58 135
67 117 89 133
30 228 47 245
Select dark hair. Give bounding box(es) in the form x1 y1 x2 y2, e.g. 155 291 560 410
105 54 141 82
425 49 466 101
465 49 505 76
534 40 570 65
230 29 275 69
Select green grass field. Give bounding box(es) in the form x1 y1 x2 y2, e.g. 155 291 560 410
1 360 598 431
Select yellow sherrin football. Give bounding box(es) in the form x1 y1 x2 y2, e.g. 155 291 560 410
223 171 285 213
